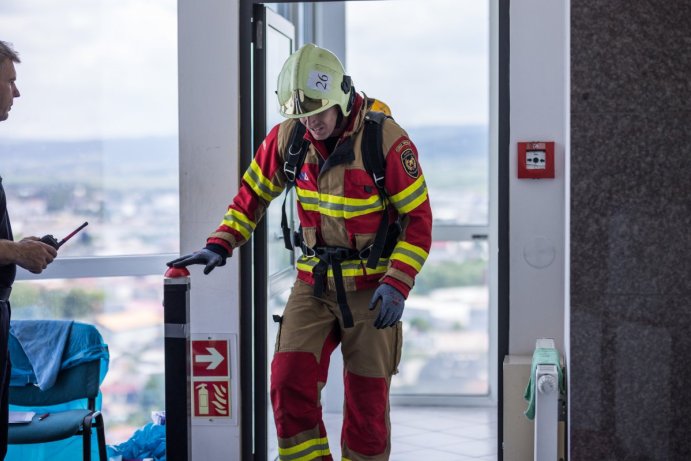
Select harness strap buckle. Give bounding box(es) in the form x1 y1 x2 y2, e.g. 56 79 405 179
358 245 373 261
315 246 358 262
372 172 385 190
284 163 297 183
308 246 358 328
287 143 304 157
301 244 316 258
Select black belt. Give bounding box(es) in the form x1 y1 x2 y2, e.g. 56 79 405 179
310 246 359 328
0 287 11 302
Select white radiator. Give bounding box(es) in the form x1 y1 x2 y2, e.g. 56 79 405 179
534 363 559 460
502 340 565 461
533 338 561 461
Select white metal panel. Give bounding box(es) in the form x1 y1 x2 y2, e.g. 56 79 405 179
509 0 568 355
178 0 241 459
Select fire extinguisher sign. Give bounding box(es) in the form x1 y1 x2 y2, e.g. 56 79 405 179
190 334 237 425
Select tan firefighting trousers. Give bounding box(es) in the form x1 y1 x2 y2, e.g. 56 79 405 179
270 279 403 461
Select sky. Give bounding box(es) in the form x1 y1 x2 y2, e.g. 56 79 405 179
346 0 489 128
0 0 488 140
0 0 178 140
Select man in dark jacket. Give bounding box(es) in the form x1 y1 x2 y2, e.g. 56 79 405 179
0 40 58 458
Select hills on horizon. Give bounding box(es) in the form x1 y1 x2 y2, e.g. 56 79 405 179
0 124 487 185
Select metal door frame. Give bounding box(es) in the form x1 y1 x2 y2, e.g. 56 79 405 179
239 2 510 459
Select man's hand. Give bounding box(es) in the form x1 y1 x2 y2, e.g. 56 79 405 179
369 284 405 329
167 248 227 275
15 237 58 274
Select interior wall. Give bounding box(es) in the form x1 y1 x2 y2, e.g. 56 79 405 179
570 2 691 459
178 0 241 459
508 0 569 356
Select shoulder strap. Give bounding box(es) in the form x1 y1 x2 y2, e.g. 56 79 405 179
284 122 308 185
362 111 395 269
281 122 310 250
362 111 387 194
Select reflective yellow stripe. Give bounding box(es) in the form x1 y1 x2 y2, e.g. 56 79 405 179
278 436 328 455
296 189 319 212
390 176 428 214
296 188 384 218
297 257 388 277
280 449 331 461
277 437 330 460
243 160 282 202
220 209 255 240
318 193 384 218
389 241 428 272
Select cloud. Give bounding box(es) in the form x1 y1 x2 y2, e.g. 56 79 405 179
345 0 489 127
0 0 177 140
0 0 489 138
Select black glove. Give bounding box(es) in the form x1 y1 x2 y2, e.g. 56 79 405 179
167 248 227 275
369 284 405 329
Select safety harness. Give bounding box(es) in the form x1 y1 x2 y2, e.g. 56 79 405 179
280 110 400 327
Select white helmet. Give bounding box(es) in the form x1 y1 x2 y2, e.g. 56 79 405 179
276 43 354 119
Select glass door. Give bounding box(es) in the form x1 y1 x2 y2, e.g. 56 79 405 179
251 5 296 460
344 0 495 404
246 2 495 458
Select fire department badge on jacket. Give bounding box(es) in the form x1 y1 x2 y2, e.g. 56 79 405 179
400 149 419 178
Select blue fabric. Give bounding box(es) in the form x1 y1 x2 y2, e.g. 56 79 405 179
107 422 167 461
9 320 73 390
9 320 109 389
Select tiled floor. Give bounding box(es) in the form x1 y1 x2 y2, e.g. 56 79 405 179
323 405 498 460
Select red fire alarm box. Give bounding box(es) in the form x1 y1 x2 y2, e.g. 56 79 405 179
517 141 555 179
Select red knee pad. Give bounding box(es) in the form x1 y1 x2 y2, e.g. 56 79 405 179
270 351 320 438
343 371 388 455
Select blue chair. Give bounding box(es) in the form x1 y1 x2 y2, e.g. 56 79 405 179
7 321 109 461
8 360 107 460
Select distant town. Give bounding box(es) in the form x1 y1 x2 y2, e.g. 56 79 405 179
0 124 490 443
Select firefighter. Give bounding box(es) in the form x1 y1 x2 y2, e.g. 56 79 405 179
169 43 432 461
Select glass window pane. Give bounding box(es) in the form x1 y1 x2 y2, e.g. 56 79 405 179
11 275 165 445
0 0 179 256
346 0 491 398
346 0 489 226
265 16 295 275
395 241 489 395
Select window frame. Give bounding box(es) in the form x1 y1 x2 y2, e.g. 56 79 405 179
15 255 176 281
